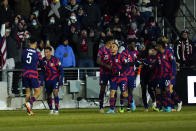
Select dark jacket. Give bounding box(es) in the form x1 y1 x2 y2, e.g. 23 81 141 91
0 5 14 25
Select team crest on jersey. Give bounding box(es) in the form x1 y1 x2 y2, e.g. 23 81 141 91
58 62 61 66
116 59 118 62
104 55 109 60
163 55 166 59
51 63 54 67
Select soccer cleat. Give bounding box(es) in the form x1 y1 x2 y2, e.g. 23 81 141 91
25 102 32 114
131 99 136 111
49 110 54 115
177 101 182 112
127 108 131 112
99 108 105 113
27 111 35 116
172 109 176 112
105 109 115 114
153 107 160 112
152 102 156 109
144 108 149 112
119 108 124 113
164 107 171 112
54 110 59 115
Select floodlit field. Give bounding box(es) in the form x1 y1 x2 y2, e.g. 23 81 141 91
0 106 196 131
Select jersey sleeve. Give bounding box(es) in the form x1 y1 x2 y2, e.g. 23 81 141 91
168 52 177 77
97 48 103 59
55 58 64 86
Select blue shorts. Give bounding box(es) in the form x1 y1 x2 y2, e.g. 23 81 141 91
171 78 176 86
100 74 111 86
110 77 127 92
127 76 136 89
45 79 59 93
22 76 40 88
158 76 171 89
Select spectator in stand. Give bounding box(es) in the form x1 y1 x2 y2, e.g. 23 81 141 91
27 18 42 42
143 16 160 44
37 40 45 57
55 38 76 68
175 30 193 67
11 17 30 49
5 27 23 96
59 0 79 25
43 16 62 48
139 0 152 22
77 6 86 29
127 22 140 39
109 14 125 40
82 0 101 30
0 0 14 27
72 29 94 67
48 0 61 22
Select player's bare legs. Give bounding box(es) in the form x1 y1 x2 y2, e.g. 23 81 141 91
25 88 31 102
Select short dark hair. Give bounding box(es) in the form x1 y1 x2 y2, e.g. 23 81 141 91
29 37 37 44
156 40 165 48
44 46 52 51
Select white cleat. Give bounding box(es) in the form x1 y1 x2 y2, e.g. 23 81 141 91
49 110 54 115
177 101 182 112
25 102 32 114
152 102 156 109
54 110 59 115
99 108 105 113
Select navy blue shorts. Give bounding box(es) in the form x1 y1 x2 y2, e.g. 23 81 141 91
45 79 59 93
127 76 136 89
110 77 127 92
22 76 40 88
100 74 111 86
158 76 171 89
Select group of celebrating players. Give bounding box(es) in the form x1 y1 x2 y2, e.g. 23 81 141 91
97 37 182 114
21 36 182 116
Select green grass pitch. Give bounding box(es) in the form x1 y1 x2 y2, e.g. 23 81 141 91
0 106 196 131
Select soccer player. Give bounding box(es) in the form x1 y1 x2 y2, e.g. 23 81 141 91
155 41 177 112
119 39 137 113
40 47 64 115
97 38 113 113
22 37 44 115
106 41 128 114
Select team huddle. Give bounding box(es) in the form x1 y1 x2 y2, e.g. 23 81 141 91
21 36 182 116
97 37 182 114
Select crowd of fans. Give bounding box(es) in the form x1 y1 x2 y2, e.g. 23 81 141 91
0 0 162 68
0 0 194 68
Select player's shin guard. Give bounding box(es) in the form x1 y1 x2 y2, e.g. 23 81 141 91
47 97 53 110
110 97 115 110
120 93 124 109
29 97 36 105
162 92 168 108
99 91 104 109
54 96 59 111
156 94 162 110
114 93 117 106
127 94 133 109
166 91 172 107
171 91 181 103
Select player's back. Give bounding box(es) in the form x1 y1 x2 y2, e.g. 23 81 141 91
22 48 42 72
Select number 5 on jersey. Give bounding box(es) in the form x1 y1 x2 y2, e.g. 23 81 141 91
26 52 33 64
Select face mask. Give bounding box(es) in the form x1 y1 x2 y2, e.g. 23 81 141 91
50 19 55 24
70 16 77 23
32 22 37 26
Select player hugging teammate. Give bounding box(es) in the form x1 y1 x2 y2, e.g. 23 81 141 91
97 37 182 114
